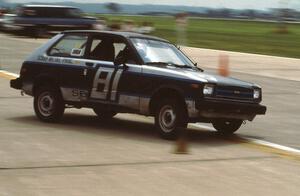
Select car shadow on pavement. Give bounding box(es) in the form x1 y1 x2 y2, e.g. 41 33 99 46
8 113 252 147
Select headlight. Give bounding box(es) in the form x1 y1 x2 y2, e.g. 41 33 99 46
203 84 214 96
253 89 261 99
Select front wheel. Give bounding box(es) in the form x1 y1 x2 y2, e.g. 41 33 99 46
34 86 65 122
212 119 243 135
155 99 187 140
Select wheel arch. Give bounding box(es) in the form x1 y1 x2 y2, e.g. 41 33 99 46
149 86 187 116
33 73 60 96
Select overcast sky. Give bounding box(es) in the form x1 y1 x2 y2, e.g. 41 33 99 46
8 0 300 10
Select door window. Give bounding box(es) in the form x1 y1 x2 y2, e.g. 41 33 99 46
88 36 136 63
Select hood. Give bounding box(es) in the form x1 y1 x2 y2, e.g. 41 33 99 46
142 65 258 89
159 65 257 89
182 69 256 88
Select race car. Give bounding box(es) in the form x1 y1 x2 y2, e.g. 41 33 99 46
10 30 266 139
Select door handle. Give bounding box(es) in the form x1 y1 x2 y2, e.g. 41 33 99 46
85 62 94 67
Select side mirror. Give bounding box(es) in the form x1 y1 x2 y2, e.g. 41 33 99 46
114 54 127 66
114 49 129 69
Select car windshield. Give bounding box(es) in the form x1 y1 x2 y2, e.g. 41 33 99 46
131 38 195 68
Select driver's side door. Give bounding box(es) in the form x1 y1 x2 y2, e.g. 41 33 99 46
85 35 142 111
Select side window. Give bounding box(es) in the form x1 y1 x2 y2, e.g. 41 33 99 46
53 8 66 18
49 35 88 57
22 8 37 17
87 36 137 64
90 39 102 52
114 43 126 58
65 8 82 18
88 37 117 62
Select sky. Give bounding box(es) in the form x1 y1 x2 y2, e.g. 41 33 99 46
7 0 300 10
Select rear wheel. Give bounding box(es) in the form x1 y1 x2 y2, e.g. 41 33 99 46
212 119 243 135
93 108 117 119
34 86 65 122
155 99 187 140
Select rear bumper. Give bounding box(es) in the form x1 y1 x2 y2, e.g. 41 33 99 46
10 78 22 90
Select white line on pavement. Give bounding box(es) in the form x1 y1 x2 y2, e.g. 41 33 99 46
191 123 300 155
244 137 300 154
0 70 19 78
190 123 215 131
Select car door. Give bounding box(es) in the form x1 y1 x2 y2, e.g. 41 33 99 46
85 35 118 102
85 34 142 111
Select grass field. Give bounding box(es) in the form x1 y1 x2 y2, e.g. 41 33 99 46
96 14 300 59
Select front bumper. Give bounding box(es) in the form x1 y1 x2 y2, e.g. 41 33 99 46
196 99 266 114
187 98 266 121
10 78 22 90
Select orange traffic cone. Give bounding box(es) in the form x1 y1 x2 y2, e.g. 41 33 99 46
218 54 230 77
174 127 189 154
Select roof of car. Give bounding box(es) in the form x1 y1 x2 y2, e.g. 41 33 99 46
22 4 77 9
63 30 170 43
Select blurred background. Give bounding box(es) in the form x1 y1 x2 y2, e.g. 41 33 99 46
0 0 300 58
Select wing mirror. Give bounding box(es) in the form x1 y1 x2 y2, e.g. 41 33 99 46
114 55 127 66
114 49 128 70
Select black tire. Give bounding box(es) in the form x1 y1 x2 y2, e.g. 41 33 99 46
34 86 65 122
155 99 187 140
212 119 243 135
93 108 117 119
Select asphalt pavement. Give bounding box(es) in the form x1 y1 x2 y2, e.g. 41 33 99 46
0 32 300 195
1 76 300 195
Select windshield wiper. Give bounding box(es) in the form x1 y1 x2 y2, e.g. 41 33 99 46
171 63 193 69
171 63 204 72
145 62 170 66
194 63 204 72
146 62 190 68
145 62 191 68
176 46 204 72
145 62 203 72
168 63 201 70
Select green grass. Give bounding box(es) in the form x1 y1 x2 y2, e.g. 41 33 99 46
94 14 300 59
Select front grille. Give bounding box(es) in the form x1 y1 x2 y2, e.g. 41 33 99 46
214 86 253 101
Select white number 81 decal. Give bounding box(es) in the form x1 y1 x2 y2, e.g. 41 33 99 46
90 67 123 101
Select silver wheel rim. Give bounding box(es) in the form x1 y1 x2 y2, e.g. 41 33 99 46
38 92 54 117
159 105 176 133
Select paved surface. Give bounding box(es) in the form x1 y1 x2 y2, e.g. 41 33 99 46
0 34 46 73
1 33 300 195
183 46 300 149
0 76 300 196
184 47 300 82
222 72 300 149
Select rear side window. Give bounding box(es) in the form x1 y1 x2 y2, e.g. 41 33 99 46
49 35 88 57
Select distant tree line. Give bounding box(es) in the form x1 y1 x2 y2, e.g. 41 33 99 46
141 8 300 21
